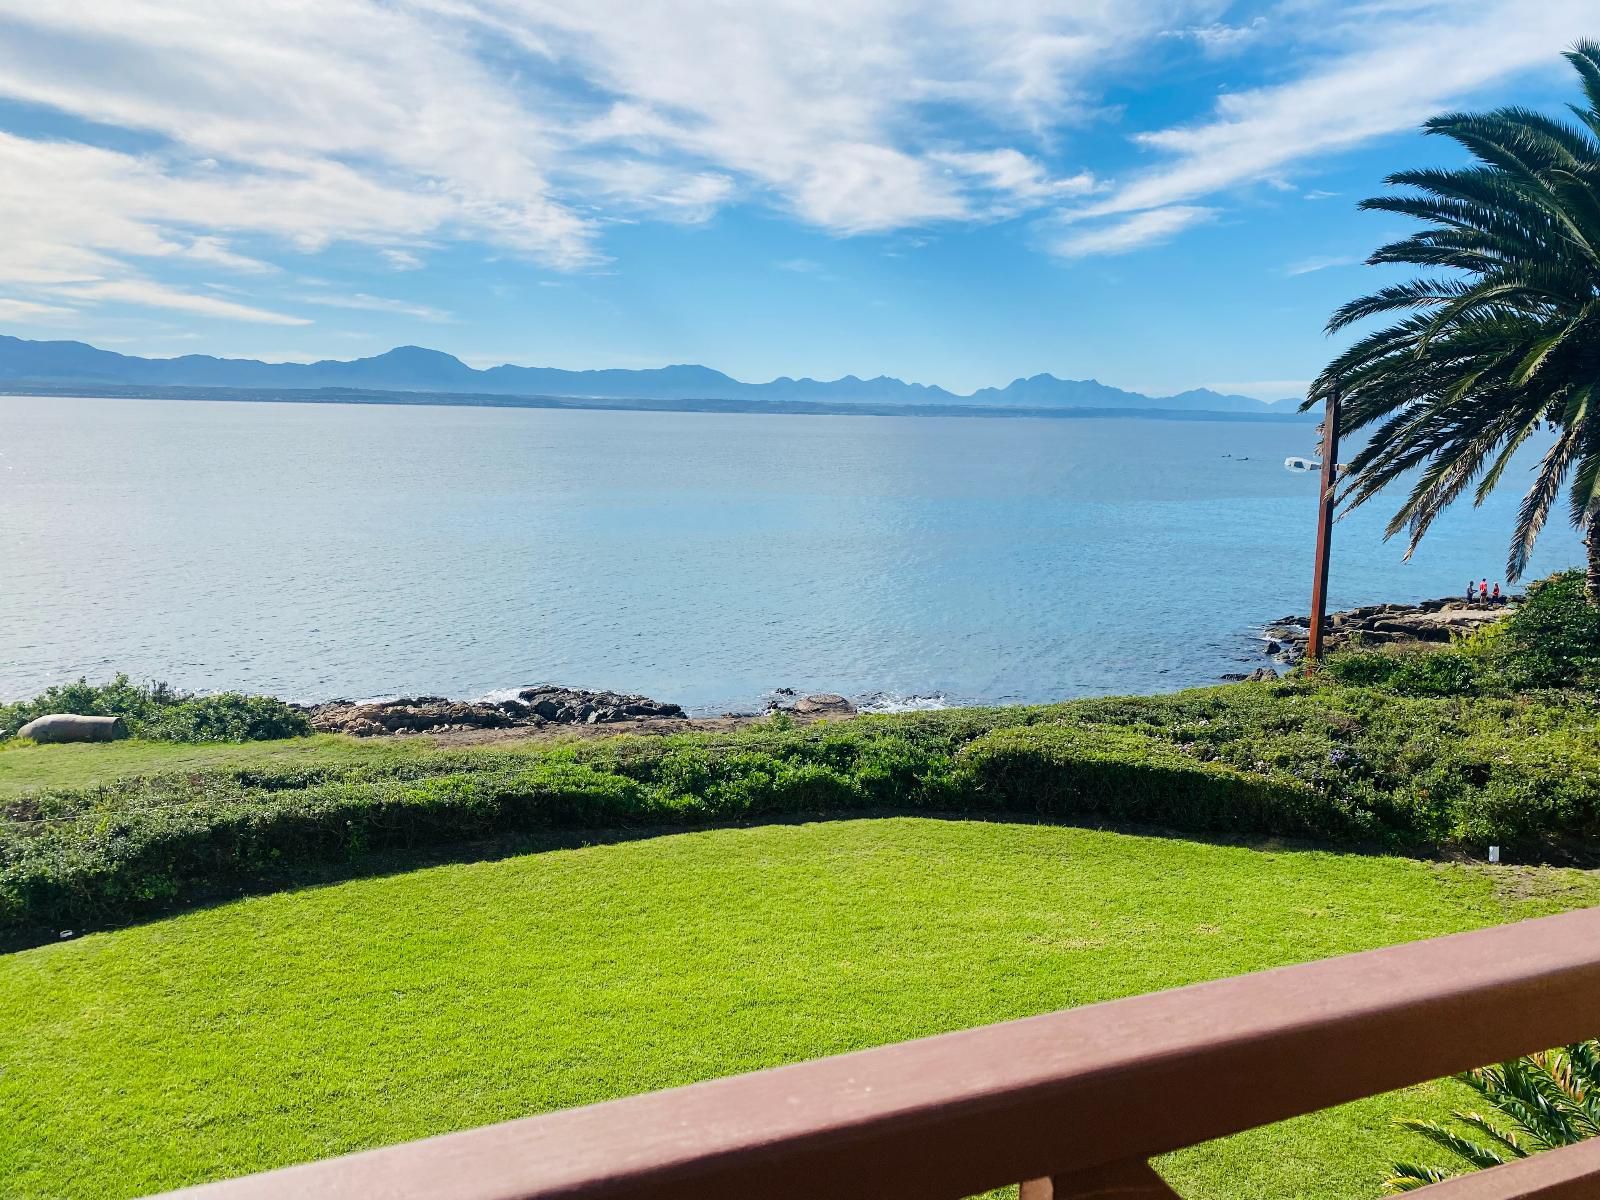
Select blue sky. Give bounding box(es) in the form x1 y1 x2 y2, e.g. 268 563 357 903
0 0 1592 398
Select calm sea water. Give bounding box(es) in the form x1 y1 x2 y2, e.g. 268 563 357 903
0 395 1582 713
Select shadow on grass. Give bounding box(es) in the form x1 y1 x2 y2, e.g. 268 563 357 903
1 808 1470 955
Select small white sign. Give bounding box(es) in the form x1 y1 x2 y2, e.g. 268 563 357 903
1488 845 1501 864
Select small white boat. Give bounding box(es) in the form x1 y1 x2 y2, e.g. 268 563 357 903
1284 456 1320 472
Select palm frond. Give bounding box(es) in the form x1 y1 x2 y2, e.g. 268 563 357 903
1316 40 1600 584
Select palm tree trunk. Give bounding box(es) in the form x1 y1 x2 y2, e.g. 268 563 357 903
1588 517 1600 605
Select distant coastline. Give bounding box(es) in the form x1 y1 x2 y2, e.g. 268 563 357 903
0 334 1315 421
1 382 1317 422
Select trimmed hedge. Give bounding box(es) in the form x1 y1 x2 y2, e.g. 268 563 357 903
9 682 1600 938
955 724 1360 837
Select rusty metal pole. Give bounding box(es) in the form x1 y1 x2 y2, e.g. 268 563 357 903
1305 385 1342 664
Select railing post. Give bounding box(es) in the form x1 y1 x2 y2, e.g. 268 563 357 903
1021 1160 1183 1199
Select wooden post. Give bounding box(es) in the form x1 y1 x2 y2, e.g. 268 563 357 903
1305 386 1341 664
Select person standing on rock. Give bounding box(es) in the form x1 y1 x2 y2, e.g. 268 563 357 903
1492 582 1502 604
1467 579 1477 602
1479 579 1489 601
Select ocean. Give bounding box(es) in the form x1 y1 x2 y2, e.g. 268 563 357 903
0 394 1580 713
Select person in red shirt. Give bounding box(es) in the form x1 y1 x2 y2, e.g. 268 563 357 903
1480 579 1489 600
1491 583 1502 603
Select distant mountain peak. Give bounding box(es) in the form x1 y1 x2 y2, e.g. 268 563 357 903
0 334 1296 414
379 344 464 362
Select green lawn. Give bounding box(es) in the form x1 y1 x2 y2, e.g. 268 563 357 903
4 817 1596 1200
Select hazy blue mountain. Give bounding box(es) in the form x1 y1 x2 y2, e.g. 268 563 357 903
0 335 1296 412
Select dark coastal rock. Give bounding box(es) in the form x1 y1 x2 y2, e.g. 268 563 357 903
515 685 685 725
311 684 687 736
310 698 514 736
1246 667 1279 682
1258 596 1514 669
792 693 856 717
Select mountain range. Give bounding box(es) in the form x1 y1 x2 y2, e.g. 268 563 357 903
0 335 1300 415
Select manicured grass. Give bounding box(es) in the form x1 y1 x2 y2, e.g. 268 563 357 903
3 817 1596 1200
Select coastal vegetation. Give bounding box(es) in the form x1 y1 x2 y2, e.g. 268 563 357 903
1385 1039 1600 1192
1325 569 1600 694
7 575 1600 940
5 816 1598 1200
0 674 308 744
1310 40 1600 599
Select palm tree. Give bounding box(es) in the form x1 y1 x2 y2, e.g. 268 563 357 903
1384 1041 1600 1191
1308 40 1600 601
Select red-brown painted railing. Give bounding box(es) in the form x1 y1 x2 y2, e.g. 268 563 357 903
156 907 1600 1200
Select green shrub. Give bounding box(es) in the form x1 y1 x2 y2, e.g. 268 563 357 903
1320 569 1600 699
0 675 309 743
1323 650 1405 688
955 723 1363 839
9 678 1600 938
1498 570 1600 687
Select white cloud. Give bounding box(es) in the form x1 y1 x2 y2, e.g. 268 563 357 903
930 148 1098 212
0 0 1585 304
564 160 736 224
379 249 425 271
183 236 276 274
775 258 824 274
61 279 310 324
0 297 77 320
1162 17 1267 55
1084 0 1590 221
299 292 453 322
1284 253 1358 276
0 0 1202 298
1048 205 1215 257
521 0 1187 230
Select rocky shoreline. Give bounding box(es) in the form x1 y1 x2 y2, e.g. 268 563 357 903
1241 596 1514 675
308 685 858 738
296 598 1515 738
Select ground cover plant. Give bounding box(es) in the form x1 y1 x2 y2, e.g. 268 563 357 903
1383 1039 1600 1191
8 667 1600 940
1324 571 1600 696
0 674 309 744
4 817 1598 1200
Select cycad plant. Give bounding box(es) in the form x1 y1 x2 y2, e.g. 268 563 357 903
1384 1041 1600 1191
1308 40 1600 601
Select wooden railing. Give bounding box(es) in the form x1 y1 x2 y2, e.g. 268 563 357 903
156 907 1600 1200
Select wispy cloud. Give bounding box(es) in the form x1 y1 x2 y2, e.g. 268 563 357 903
1079 0 1589 224
379 249 424 271
0 0 1587 311
0 0 1203 304
1048 206 1215 258
0 297 76 320
1284 253 1358 276
61 279 310 325
1162 17 1268 56
183 236 277 274
299 292 452 322
929 149 1097 214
